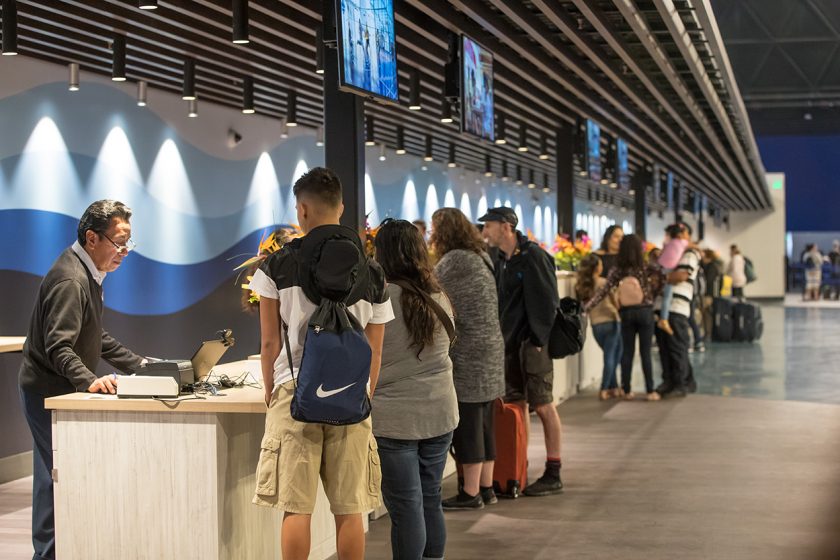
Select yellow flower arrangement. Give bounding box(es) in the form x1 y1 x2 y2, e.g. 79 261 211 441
552 234 592 271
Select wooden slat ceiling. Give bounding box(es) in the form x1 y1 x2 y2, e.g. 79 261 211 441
2 0 769 210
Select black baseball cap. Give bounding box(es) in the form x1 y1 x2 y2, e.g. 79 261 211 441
478 207 518 227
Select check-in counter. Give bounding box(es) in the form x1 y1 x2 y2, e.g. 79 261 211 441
0 336 29 484
45 360 348 560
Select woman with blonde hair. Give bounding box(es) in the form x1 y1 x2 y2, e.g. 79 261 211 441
430 208 505 509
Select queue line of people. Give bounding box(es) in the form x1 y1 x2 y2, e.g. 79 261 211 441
18 168 568 560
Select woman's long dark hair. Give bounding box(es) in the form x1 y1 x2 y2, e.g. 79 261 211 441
576 254 601 302
375 219 444 354
600 225 622 252
617 234 645 270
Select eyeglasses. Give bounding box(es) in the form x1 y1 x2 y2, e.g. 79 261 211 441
99 232 136 255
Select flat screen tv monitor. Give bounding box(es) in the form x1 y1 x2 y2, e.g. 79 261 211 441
461 35 494 142
336 0 399 102
666 171 674 209
616 138 629 190
586 119 601 182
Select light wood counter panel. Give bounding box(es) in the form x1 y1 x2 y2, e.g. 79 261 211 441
0 336 26 353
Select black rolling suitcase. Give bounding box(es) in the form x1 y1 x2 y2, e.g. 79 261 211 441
733 301 763 342
712 297 734 342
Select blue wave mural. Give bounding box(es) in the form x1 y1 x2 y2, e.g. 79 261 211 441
0 209 271 316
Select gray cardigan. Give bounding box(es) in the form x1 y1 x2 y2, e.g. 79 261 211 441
435 249 505 403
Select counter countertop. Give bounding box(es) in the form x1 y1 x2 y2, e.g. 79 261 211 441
45 359 267 414
0 336 26 353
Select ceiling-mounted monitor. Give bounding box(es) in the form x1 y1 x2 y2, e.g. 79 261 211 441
461 35 494 142
616 138 629 190
336 0 399 102
586 119 601 182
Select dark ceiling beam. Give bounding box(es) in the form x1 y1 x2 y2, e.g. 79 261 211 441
650 0 767 208
440 0 742 208
563 0 753 210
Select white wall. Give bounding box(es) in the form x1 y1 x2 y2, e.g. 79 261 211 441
704 173 786 298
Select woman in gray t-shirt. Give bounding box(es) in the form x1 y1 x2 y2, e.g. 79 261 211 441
431 208 505 510
371 219 458 560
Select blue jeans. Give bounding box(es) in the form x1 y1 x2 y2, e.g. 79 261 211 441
376 432 453 560
20 389 55 560
592 321 622 391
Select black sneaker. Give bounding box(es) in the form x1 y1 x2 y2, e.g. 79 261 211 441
522 475 563 497
442 490 484 510
480 487 498 505
655 381 673 396
686 376 698 393
662 387 687 399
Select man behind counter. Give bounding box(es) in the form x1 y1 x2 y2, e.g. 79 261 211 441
18 199 145 560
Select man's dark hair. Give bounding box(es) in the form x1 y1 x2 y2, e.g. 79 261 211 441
575 229 588 239
293 167 342 208
616 234 645 270
77 200 132 246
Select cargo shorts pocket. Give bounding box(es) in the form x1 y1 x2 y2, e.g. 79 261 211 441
255 435 281 496
367 438 382 495
523 342 552 374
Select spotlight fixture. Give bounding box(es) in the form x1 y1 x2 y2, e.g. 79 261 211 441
543 173 550 191
408 68 422 111
501 160 509 181
68 63 80 91
315 27 324 74
528 169 536 189
136 80 147 106
365 115 376 146
315 125 324 147
182 58 196 100
286 90 297 126
517 124 528 152
495 111 507 144
242 76 255 114
423 134 433 161
515 165 523 185
600 178 609 185
111 34 126 81
232 0 249 44
539 134 549 160
138 0 158 9
440 100 453 123
542 186 550 193
1 0 17 56
279 118 289 138
395 126 406 154
378 144 387 162
447 143 456 168
484 154 494 177
188 99 198 118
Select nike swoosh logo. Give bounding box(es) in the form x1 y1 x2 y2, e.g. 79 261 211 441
316 382 356 398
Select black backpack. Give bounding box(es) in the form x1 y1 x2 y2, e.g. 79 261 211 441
282 224 373 425
547 297 585 359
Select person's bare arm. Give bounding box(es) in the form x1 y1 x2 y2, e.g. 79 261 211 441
668 270 690 285
258 297 282 406
364 323 385 397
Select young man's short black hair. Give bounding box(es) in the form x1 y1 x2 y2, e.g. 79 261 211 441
77 200 132 246
293 167 342 208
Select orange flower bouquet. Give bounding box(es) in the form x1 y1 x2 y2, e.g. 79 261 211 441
234 225 303 310
553 234 592 271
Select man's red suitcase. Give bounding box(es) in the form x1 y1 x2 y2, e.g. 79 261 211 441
492 398 528 498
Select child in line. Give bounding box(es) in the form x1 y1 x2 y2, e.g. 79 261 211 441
656 224 690 336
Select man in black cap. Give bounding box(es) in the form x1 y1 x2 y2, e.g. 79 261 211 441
479 207 563 496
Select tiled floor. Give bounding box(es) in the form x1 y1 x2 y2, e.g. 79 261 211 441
4 303 840 559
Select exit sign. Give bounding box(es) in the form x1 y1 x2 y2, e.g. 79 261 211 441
772 179 783 190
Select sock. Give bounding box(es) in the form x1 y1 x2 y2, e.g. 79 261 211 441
480 485 493 493
546 457 562 479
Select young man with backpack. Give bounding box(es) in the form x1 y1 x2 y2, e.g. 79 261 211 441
248 167 393 560
479 207 564 497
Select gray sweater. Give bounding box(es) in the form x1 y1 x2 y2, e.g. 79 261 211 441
19 248 143 397
435 250 505 403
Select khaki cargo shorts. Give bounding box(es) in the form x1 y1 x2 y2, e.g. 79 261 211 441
253 380 382 515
